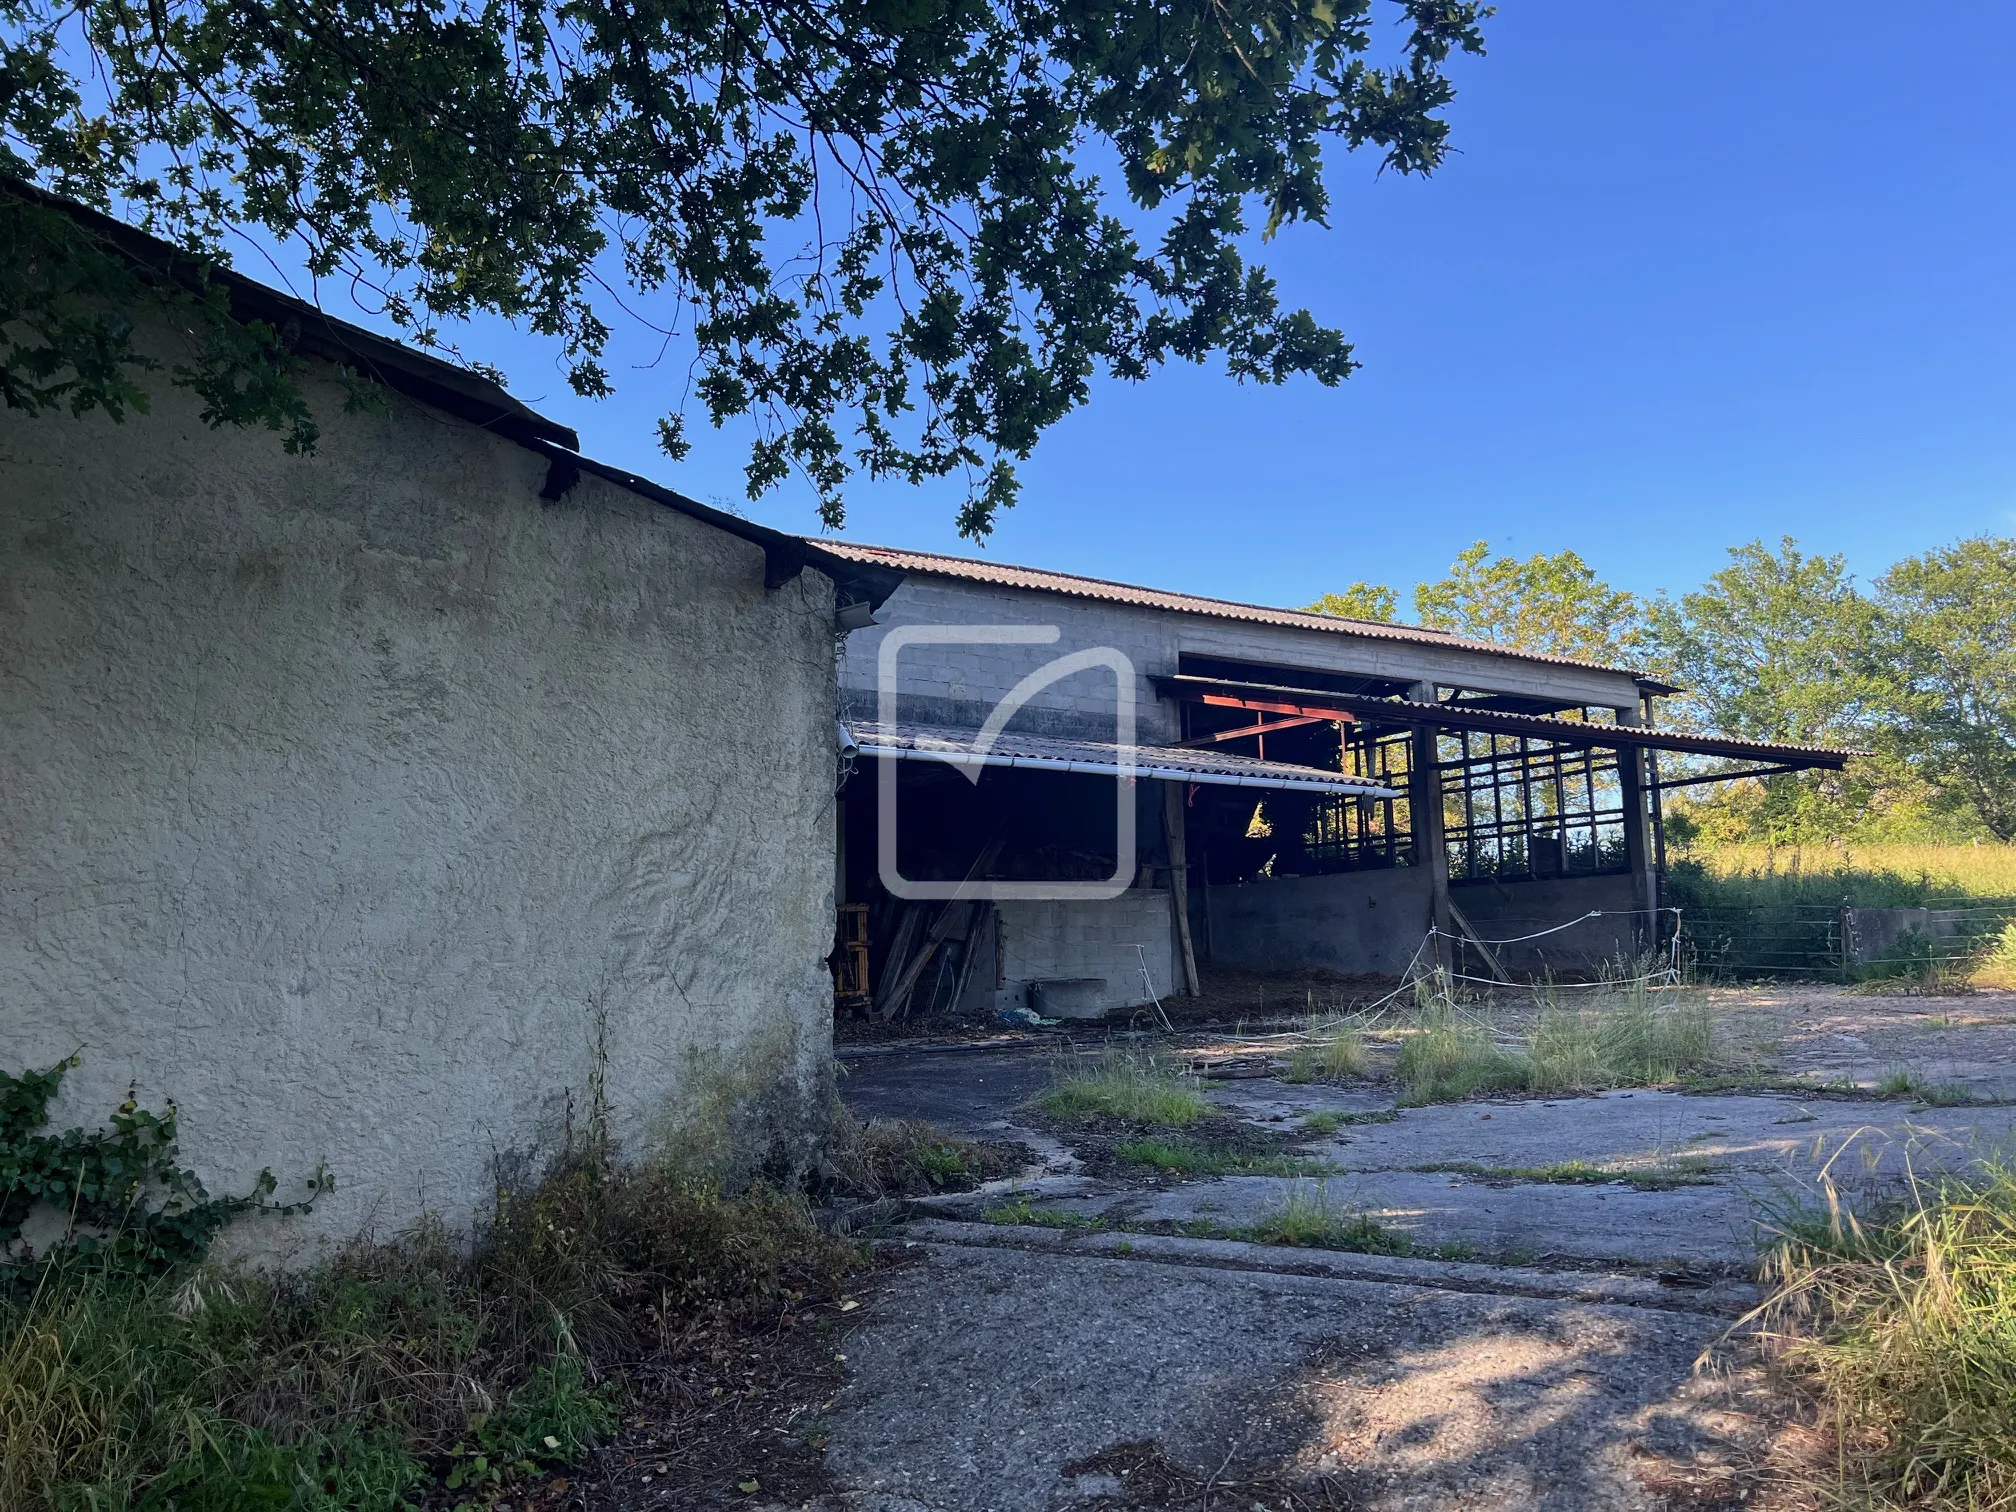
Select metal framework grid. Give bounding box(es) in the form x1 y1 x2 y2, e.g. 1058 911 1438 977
1301 727 1416 871
1438 730 1628 883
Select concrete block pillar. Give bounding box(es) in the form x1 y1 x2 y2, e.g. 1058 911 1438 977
1614 702 1658 954
1408 680 1454 979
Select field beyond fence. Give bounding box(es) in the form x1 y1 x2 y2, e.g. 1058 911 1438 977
1666 844 2016 985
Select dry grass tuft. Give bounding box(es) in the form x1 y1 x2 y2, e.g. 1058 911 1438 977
1748 1158 2016 1509
1392 975 1718 1104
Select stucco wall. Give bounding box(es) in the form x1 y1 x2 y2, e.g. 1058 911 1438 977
997 892 1177 1012
1206 868 1436 976
0 348 839 1260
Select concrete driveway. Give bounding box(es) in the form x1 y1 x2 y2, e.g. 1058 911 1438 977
811 1001 2016 1511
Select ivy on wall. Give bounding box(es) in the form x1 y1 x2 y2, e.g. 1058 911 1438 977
1 1057 326 1284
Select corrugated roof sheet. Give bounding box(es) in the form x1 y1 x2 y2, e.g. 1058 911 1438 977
1155 674 1863 768
814 541 1650 682
846 721 1399 797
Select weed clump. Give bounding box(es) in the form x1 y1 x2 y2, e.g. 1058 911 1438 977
1036 1049 1212 1125
827 1116 1023 1197
0 1126 858 1511
1391 976 1719 1104
1526 981 1716 1092
1281 1023 1369 1084
1393 1000 1528 1105
1874 1068 1977 1106
1750 1159 2016 1508
1243 1187 1413 1255
1114 1138 1337 1179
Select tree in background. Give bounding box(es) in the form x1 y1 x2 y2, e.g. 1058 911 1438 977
0 0 1489 536
1645 537 1910 845
1870 537 2016 842
1306 581 1400 623
1647 537 1874 745
1305 533 2015 846
1412 541 1642 665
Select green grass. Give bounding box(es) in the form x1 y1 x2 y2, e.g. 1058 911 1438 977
1413 1159 1719 1191
1034 1048 1214 1125
1114 1138 1339 1178
1526 983 1717 1093
1298 1108 1401 1133
1281 1025 1369 1084
1876 1068 1979 1106
1244 1189 1414 1254
1681 1071 1861 1096
1389 979 1719 1106
1751 1158 2016 1508
0 1149 857 1512
1393 1003 1529 1105
1678 843 2016 902
979 1199 1103 1230
1666 845 2016 983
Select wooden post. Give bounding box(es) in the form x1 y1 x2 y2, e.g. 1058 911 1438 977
1408 681 1454 980
1616 703 1657 954
1162 780 1201 997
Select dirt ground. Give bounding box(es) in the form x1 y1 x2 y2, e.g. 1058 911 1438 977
800 982 2016 1512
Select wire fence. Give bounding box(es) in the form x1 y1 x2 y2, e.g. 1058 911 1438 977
1677 896 2016 981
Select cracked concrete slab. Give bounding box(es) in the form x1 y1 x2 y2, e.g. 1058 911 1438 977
839 1047 1057 1138
1030 1170 1757 1266
1313 1088 2016 1182
826 1000 2016 1510
821 1237 1764 1512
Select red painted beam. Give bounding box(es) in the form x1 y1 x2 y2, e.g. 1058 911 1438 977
1173 714 1328 749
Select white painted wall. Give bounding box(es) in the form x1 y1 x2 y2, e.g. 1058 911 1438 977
0 343 839 1261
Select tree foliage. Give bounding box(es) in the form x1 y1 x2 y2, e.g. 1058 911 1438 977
1307 533 2016 845
1305 579 1398 623
1870 537 2016 842
0 0 1489 534
1412 540 1641 665
1643 538 1885 844
1646 536 1875 745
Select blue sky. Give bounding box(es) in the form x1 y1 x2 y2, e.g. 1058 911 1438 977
263 1 2016 610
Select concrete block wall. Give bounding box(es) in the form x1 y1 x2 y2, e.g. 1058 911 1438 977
996 890 1178 1012
1450 875 1645 973
1205 869 1645 978
1207 868 1436 977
